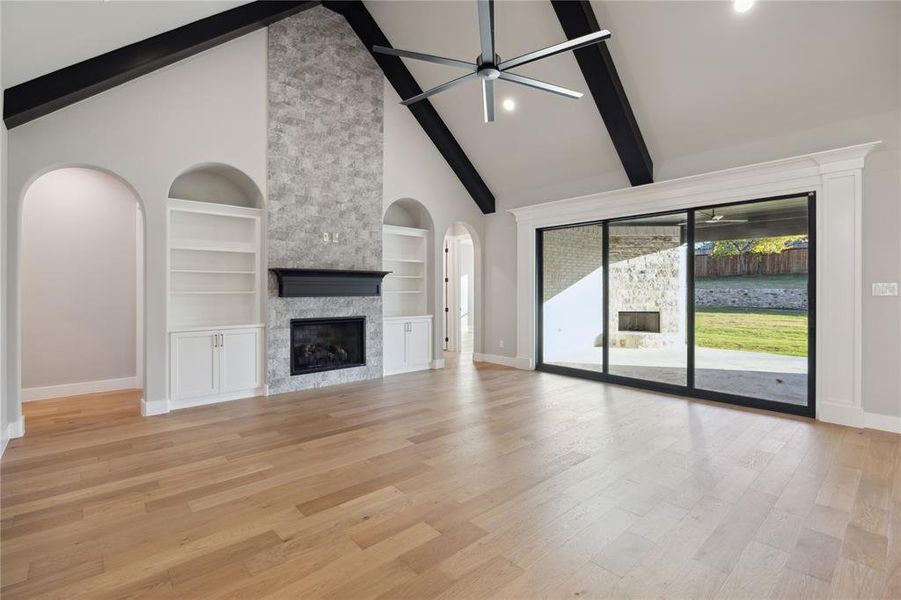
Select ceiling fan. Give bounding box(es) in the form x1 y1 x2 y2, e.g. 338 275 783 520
702 209 748 224
372 0 611 122
679 210 749 226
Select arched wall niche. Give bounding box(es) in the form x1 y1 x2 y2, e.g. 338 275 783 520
168 163 263 208
383 197 434 230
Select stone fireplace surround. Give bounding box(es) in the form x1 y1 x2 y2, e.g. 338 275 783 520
266 7 385 394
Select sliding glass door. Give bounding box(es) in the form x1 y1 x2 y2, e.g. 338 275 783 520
539 223 604 372
693 196 812 406
608 212 688 386
536 194 815 416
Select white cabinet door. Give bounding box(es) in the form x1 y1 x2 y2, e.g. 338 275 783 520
219 328 261 392
406 320 431 368
383 320 407 375
171 331 217 400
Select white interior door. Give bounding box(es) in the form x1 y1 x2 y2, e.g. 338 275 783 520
171 330 217 400
219 328 260 392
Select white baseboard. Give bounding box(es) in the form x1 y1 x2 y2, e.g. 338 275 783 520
1 415 26 457
430 359 445 369
22 376 139 402
168 387 265 412
473 353 532 370
141 398 169 416
863 411 901 434
384 363 431 376
817 402 900 433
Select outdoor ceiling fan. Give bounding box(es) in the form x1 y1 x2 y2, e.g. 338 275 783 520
372 0 611 122
702 209 748 224
679 210 749 226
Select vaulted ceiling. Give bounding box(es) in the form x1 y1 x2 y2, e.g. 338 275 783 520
3 1 898 205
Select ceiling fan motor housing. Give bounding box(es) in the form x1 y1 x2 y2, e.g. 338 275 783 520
477 55 501 80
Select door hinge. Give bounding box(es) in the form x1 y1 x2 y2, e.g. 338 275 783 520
445 337 449 342
444 277 448 282
444 247 449 253
444 307 449 312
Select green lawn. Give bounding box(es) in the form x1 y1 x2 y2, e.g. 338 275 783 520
695 308 808 356
695 273 807 289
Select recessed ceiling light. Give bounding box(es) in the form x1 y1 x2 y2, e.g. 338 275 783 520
734 0 755 13
502 98 516 112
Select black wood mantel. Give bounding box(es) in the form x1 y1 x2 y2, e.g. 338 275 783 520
270 268 391 297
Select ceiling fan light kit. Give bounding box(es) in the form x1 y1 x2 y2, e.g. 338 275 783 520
373 0 610 123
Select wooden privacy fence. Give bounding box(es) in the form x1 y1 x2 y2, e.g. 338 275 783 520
695 248 808 277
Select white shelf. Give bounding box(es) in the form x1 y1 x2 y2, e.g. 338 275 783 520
383 224 429 238
170 291 255 295
171 269 256 274
168 199 262 331
170 241 256 254
383 223 429 319
169 322 264 333
384 257 424 263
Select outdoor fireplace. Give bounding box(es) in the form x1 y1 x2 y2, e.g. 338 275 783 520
290 317 365 375
618 311 661 333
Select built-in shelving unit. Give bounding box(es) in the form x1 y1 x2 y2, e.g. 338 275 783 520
382 199 435 376
167 198 262 330
382 225 428 318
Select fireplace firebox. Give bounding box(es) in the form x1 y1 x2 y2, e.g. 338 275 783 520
290 317 365 375
618 311 661 333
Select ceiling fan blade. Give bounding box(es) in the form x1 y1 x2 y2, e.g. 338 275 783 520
400 72 480 106
498 72 582 99
482 79 495 123
498 29 611 71
477 0 495 63
372 46 476 71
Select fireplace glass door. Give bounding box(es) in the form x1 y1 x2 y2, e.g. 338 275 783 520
291 317 365 375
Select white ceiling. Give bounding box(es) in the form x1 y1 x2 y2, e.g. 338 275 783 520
3 1 897 205
368 1 898 202
1 0 249 88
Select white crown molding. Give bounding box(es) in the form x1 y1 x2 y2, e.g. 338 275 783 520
509 141 881 430
509 142 880 227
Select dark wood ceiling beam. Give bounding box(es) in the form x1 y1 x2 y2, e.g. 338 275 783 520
3 1 320 129
550 0 653 186
323 1 495 214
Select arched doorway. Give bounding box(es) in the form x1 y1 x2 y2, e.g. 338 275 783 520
443 222 481 357
17 166 146 426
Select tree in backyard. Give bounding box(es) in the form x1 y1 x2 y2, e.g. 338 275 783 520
710 236 806 275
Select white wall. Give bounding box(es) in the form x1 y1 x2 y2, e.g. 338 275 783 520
4 31 268 426
21 168 139 392
486 108 901 419
1 3 9 445
382 82 487 358
2 23 488 426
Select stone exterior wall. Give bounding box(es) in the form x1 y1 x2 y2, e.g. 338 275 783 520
608 226 684 348
695 288 808 310
542 225 603 302
267 7 384 394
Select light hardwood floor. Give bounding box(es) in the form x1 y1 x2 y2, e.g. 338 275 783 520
2 355 899 599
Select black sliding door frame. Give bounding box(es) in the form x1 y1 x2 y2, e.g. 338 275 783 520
536 192 817 419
